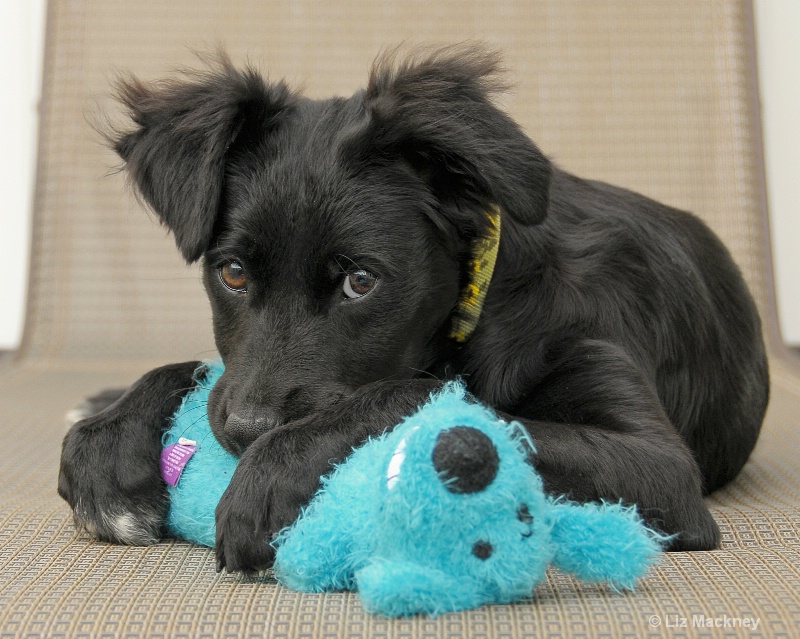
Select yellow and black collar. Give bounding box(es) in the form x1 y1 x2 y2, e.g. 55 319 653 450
448 205 502 343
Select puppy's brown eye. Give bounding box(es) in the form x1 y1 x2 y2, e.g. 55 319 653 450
219 261 248 292
343 270 377 299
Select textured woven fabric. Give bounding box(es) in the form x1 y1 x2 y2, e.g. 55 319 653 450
21 0 774 363
2 0 799 636
1 364 799 637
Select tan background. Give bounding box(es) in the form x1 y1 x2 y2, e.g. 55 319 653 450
21 0 773 364
2 0 799 351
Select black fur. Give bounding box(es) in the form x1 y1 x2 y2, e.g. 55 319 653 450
59 45 769 575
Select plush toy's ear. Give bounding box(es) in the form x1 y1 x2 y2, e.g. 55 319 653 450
111 55 295 262
356 559 482 618
550 501 667 591
354 45 552 239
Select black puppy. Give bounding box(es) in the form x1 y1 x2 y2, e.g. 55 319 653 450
59 46 769 574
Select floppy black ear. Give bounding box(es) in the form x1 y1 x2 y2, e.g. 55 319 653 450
112 56 294 262
363 45 552 231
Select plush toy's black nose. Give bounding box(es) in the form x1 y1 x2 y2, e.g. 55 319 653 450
432 426 499 493
224 407 283 452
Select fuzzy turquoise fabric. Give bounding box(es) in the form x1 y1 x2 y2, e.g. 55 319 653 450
164 364 666 617
162 360 235 548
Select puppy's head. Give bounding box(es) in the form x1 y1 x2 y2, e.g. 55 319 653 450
112 45 551 453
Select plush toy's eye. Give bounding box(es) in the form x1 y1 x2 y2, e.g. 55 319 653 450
343 269 377 299
472 540 493 560
518 504 534 538
219 261 248 293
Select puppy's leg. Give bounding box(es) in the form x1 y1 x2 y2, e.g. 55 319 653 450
58 361 199 545
509 338 719 552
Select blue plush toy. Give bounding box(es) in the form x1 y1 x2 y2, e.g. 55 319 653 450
163 361 666 617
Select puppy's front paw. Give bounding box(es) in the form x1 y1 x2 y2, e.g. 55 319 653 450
661 500 721 552
58 411 167 546
215 429 322 575
215 473 276 576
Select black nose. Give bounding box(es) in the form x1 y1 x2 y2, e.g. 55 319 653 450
432 426 499 493
224 407 283 451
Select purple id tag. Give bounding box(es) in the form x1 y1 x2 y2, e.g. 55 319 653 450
161 438 197 487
